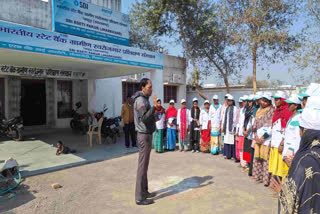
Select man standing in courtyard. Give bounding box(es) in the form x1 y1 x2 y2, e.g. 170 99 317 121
133 78 157 205
121 95 137 149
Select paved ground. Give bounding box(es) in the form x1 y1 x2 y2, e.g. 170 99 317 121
1 148 278 214
0 128 138 177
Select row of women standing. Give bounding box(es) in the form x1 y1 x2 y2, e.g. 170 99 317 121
228 84 320 214
153 97 213 153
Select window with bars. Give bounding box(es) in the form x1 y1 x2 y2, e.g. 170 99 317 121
122 82 140 104
57 80 72 118
0 78 4 117
164 85 178 103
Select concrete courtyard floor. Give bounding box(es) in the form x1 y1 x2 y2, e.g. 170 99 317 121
0 128 138 177
1 147 278 214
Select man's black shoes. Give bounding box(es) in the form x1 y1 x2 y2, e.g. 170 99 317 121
136 199 154 205
145 192 157 198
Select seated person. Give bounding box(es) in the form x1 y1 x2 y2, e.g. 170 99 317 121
56 141 76 156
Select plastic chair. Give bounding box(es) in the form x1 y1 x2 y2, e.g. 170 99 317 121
87 118 103 147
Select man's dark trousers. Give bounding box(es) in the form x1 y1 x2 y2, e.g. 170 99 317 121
135 133 152 201
124 122 136 147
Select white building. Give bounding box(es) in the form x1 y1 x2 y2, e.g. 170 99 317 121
0 0 166 128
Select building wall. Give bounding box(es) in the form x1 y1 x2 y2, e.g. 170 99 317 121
162 55 187 110
0 0 121 30
95 77 123 118
120 55 187 110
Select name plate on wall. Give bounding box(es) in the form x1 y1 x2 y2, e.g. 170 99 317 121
52 0 130 46
0 65 87 79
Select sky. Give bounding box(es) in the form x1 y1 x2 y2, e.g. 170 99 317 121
122 0 312 86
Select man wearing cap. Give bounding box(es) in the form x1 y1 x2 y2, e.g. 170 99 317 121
190 97 201 153
165 100 178 151
209 95 222 155
200 100 211 153
271 96 320 214
177 99 191 152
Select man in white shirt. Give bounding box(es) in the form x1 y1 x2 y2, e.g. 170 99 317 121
209 95 222 154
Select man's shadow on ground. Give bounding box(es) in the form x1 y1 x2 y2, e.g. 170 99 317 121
153 175 214 200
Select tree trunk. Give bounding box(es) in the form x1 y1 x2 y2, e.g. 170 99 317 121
177 14 208 100
196 86 208 100
222 74 230 93
252 45 258 94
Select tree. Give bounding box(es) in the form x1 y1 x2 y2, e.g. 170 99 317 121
309 0 320 23
129 8 164 52
289 0 320 84
223 0 299 93
182 1 246 93
129 0 210 100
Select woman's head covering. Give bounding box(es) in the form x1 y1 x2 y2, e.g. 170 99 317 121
273 91 287 99
227 94 234 100
285 94 302 105
272 96 292 128
254 91 263 100
299 96 320 131
298 83 320 98
262 92 273 101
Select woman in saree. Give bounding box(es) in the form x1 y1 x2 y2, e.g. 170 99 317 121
165 100 178 151
268 91 292 180
252 92 275 186
153 99 166 153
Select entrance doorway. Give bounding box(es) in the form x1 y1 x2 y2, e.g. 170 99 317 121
21 79 46 126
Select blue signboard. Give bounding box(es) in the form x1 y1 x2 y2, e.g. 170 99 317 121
0 21 163 69
52 0 130 46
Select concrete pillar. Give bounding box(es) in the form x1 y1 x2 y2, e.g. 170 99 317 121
150 69 163 103
87 79 96 114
